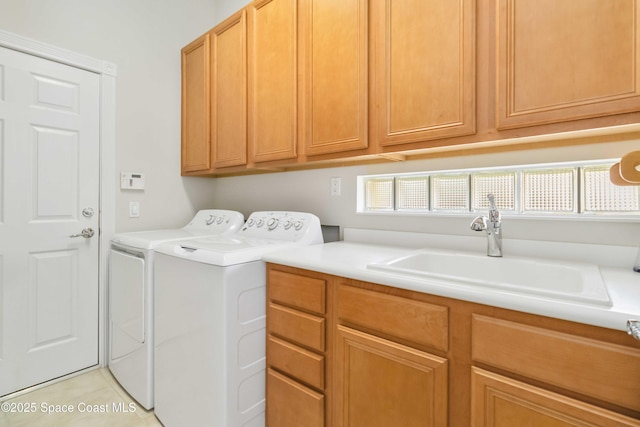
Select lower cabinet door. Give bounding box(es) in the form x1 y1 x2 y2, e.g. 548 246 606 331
471 368 640 427
334 325 448 427
267 368 324 427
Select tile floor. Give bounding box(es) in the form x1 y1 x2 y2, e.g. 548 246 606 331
0 368 162 427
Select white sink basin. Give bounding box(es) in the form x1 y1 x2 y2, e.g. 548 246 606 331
367 249 612 306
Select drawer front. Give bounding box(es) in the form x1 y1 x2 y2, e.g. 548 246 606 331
472 315 640 412
267 368 324 427
269 303 325 352
337 284 449 351
268 268 326 315
268 336 324 390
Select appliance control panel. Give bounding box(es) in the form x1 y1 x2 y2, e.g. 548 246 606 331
186 210 245 234
239 211 323 244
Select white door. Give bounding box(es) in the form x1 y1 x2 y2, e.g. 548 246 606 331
0 46 100 396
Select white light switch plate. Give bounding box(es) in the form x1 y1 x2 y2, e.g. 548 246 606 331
129 201 140 218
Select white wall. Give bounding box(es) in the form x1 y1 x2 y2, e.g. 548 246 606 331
0 0 220 232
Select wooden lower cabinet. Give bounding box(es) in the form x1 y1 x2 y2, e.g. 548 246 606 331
266 264 640 426
267 368 325 427
266 266 328 426
472 368 640 427
334 325 447 427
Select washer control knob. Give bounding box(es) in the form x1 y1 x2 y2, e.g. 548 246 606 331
216 216 224 224
294 220 304 231
246 218 255 227
267 218 279 230
256 219 265 228
283 219 293 230
206 215 215 225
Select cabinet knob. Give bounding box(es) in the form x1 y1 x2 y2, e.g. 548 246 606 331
627 320 640 340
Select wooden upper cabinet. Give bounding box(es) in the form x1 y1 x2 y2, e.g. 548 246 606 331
299 0 368 156
496 0 640 130
181 34 211 175
211 10 247 169
371 0 476 148
248 0 298 164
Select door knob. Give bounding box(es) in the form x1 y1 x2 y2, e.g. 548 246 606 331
70 228 95 238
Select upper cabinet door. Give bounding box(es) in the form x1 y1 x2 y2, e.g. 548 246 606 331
211 10 248 169
248 0 298 164
496 0 640 130
371 0 476 148
181 34 211 174
300 0 369 156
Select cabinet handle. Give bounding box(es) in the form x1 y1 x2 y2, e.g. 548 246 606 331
628 320 640 340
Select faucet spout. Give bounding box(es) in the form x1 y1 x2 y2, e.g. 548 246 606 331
470 194 503 257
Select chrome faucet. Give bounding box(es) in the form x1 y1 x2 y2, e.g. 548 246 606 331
470 194 502 257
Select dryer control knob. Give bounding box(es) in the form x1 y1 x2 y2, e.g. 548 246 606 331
246 218 255 227
216 216 224 224
267 218 279 230
256 219 265 228
283 220 293 230
206 215 215 225
294 220 304 231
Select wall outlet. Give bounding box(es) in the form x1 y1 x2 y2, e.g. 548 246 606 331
331 177 341 196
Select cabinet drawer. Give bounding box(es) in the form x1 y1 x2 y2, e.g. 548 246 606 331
337 284 449 351
267 368 324 427
268 268 326 315
268 336 324 390
269 303 325 352
472 315 640 412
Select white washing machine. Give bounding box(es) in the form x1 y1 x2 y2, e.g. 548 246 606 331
153 211 323 427
108 209 244 410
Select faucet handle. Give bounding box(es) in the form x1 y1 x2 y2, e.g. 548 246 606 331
487 194 501 223
470 216 487 231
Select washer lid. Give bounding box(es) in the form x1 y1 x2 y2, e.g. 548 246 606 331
111 209 245 250
155 236 296 266
112 229 216 250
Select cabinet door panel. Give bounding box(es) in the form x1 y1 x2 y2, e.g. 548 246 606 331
371 0 476 147
248 0 298 163
496 0 640 129
334 325 448 427
181 34 211 174
472 368 640 427
211 11 247 168
300 0 368 155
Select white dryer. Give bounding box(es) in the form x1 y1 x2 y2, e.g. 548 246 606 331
108 209 244 410
153 211 323 427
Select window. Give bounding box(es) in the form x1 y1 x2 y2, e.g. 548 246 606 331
357 160 640 218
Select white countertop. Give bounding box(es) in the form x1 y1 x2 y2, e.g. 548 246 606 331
263 241 640 332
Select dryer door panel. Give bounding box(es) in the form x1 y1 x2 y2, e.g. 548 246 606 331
109 249 145 359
